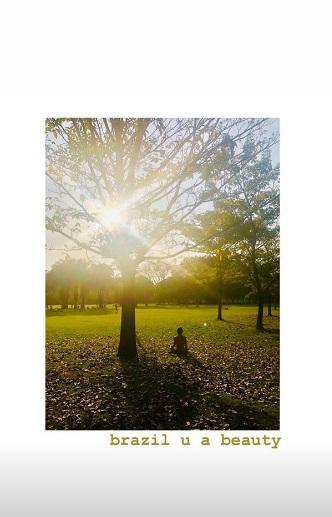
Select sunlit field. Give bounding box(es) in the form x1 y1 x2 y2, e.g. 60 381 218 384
46 305 279 430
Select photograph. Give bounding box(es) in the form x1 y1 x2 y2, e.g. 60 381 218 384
45 117 280 430
3 0 332 514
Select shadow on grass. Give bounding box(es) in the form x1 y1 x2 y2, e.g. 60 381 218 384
221 318 280 337
46 334 279 431
117 355 201 430
220 318 252 329
114 349 279 430
202 392 279 430
262 328 280 335
176 351 206 369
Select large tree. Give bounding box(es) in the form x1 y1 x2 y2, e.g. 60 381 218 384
212 145 279 330
46 118 273 358
181 131 279 329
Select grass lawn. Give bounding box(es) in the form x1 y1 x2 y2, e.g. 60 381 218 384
46 305 279 430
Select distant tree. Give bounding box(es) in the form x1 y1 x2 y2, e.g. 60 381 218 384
267 290 272 316
135 276 155 305
139 261 171 285
47 257 75 309
45 269 57 307
181 216 245 319
213 250 236 320
89 263 114 309
180 256 217 306
69 259 86 309
155 276 188 304
76 260 90 310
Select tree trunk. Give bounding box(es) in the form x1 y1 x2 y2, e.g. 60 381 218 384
256 291 264 330
73 285 78 310
217 292 222 320
217 264 223 320
117 273 138 360
80 289 85 311
60 287 69 309
267 291 272 316
98 290 105 309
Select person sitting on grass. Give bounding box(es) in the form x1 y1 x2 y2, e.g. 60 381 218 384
170 327 188 355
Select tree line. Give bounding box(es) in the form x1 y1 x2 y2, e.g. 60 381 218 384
46 255 279 314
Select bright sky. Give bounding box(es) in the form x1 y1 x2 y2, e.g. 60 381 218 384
46 118 280 270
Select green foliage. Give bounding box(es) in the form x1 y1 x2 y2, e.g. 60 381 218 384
46 256 259 307
182 134 280 329
46 258 115 308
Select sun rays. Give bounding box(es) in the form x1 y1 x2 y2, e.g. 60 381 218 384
99 205 126 230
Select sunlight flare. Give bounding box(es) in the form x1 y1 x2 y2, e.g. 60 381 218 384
99 206 125 229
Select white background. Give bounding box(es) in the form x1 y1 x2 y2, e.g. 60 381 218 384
1 1 332 516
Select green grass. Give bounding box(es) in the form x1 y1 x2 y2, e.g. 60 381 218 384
46 305 279 431
46 304 279 339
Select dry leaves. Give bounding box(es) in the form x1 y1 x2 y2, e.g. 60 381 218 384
46 321 279 430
